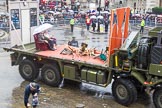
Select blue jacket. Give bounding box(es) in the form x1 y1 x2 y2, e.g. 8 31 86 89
24 84 40 106
68 40 79 47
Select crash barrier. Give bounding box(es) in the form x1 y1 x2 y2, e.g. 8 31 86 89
129 20 162 27
41 18 162 28
40 18 87 27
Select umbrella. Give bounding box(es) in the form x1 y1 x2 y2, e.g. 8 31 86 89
102 11 110 14
68 10 74 14
90 12 96 15
68 10 74 13
157 15 162 17
91 10 96 13
90 15 97 19
33 23 53 35
54 11 61 15
97 15 104 19
132 14 140 17
47 11 55 14
76 2 80 6
87 9 96 13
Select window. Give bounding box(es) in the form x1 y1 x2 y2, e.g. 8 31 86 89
0 14 9 32
0 1 5 6
11 9 20 29
150 1 155 3
30 8 37 27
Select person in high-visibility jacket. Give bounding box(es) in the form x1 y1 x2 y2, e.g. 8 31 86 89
85 17 91 31
140 18 145 34
70 17 75 32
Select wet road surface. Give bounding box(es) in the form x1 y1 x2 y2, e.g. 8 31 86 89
0 26 155 108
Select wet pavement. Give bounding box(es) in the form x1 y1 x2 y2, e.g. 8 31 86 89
0 26 156 108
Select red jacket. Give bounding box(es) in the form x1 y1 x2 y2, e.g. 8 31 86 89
85 18 91 25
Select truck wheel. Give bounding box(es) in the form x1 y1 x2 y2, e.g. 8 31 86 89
153 88 162 108
112 78 137 106
19 59 39 81
41 64 62 87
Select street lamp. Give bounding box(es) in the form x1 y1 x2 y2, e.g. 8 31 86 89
99 0 101 15
134 2 136 14
97 0 101 32
97 0 101 15
6 0 8 12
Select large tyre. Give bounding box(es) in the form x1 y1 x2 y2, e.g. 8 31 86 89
131 78 146 96
19 59 39 81
153 88 162 108
112 78 137 106
41 64 62 87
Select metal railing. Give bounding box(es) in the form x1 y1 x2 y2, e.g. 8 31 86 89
41 18 162 28
41 18 86 27
129 20 162 27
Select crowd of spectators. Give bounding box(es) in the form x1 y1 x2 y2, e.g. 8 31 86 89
130 12 162 24
38 0 162 32
38 0 112 33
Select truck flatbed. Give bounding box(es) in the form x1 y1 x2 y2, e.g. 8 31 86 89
36 45 106 66
4 43 108 68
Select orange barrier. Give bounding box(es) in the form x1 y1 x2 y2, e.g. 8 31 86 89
108 10 114 55
124 7 130 40
108 7 130 66
116 8 125 47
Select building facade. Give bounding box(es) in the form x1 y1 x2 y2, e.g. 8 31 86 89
160 0 162 7
0 0 7 12
125 0 160 14
145 0 159 12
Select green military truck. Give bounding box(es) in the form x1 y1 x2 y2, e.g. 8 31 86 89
4 29 162 108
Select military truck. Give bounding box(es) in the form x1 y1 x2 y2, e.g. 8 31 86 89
3 29 162 108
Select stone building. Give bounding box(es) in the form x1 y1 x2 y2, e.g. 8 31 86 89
160 0 162 7
0 0 7 12
126 0 160 14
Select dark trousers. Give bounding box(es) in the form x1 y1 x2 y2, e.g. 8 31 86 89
87 25 90 30
47 39 54 50
105 25 108 32
97 24 100 32
140 26 144 34
93 27 95 32
71 24 74 32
